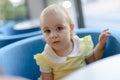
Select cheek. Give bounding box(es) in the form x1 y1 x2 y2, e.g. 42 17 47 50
61 31 71 40
43 35 49 42
64 29 71 36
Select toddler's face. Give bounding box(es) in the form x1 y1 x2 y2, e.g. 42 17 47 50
41 10 74 50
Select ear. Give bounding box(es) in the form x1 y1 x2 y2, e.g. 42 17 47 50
70 24 75 31
70 24 75 37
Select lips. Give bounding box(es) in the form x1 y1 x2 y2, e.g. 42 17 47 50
53 41 60 44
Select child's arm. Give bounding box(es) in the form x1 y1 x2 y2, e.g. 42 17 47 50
41 72 53 80
86 29 111 63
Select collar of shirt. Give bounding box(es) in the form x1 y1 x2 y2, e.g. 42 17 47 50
44 35 80 64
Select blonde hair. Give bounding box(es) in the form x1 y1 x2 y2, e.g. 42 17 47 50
40 3 74 26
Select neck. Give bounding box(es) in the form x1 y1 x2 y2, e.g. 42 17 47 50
53 40 74 57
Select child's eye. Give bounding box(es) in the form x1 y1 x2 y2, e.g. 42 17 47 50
56 27 63 31
44 29 51 33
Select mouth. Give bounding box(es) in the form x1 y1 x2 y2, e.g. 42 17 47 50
53 41 60 44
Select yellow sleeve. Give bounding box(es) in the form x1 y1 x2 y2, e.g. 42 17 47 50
34 53 52 73
80 35 94 58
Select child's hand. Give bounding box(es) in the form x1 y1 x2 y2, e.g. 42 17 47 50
91 29 111 61
98 29 111 49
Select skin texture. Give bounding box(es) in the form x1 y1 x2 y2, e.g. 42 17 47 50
39 4 110 80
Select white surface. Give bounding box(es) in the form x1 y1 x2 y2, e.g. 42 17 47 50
62 54 120 80
14 19 40 30
0 75 30 80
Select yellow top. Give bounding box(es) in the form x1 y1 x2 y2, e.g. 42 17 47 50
34 35 94 80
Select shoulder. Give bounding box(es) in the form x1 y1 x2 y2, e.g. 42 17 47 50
79 35 94 51
34 52 53 65
79 35 93 46
34 52 45 60
34 52 48 64
78 35 94 56
34 52 53 73
80 35 92 42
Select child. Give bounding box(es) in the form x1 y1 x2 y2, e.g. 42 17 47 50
34 4 110 80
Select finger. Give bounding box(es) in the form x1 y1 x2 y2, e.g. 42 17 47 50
105 32 111 35
102 28 109 32
106 31 111 35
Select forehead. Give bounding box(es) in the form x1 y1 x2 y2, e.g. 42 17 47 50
42 5 67 18
46 10 66 20
41 9 68 27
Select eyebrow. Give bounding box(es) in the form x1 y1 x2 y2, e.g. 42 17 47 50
55 24 65 27
42 24 65 30
42 26 50 30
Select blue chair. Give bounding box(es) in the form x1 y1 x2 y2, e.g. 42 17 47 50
0 35 46 80
0 28 119 80
0 30 2 34
12 19 41 35
0 31 41 48
0 21 16 35
10 27 40 35
75 28 120 58
0 20 40 35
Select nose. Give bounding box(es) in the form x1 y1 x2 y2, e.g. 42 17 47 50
50 31 58 39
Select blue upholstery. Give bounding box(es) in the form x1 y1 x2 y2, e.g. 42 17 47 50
0 31 41 48
103 30 120 58
0 20 40 35
0 21 16 35
75 28 120 58
0 35 46 80
10 27 40 35
0 28 119 80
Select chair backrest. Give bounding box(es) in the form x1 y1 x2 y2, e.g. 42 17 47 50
0 35 46 80
75 28 120 58
0 28 119 79
0 31 41 48
7 27 40 35
103 29 120 58
0 20 40 35
0 21 16 35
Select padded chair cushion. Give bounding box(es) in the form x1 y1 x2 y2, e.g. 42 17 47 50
0 28 120 79
0 35 45 80
0 31 41 48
